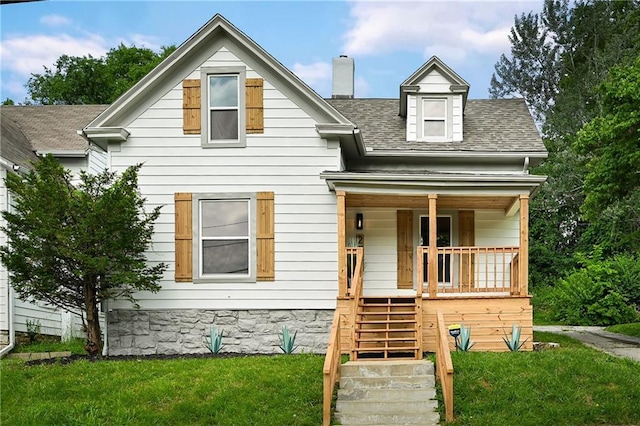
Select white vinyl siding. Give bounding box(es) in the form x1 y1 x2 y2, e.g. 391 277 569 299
0 171 8 333
88 148 107 175
109 46 340 310
475 210 519 289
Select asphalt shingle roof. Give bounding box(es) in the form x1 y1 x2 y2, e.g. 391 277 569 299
327 97 545 153
0 112 38 169
0 105 107 152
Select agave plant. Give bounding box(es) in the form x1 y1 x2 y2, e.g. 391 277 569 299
503 324 528 351
278 326 298 354
456 324 475 352
204 325 225 354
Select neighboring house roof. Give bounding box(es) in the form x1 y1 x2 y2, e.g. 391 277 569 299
327 98 546 153
0 112 38 169
0 105 107 154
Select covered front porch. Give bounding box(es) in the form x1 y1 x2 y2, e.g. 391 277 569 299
332 190 534 358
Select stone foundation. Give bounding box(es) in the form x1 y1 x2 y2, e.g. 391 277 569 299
0 330 8 345
107 309 334 356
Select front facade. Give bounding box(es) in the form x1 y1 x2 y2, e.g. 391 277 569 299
2 15 546 357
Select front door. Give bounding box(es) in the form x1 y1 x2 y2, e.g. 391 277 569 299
420 216 452 284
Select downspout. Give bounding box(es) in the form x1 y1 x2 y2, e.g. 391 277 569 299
101 299 108 356
0 284 16 358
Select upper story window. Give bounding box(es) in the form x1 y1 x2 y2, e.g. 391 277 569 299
208 75 239 141
422 98 446 138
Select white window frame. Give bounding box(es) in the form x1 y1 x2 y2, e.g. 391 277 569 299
192 193 257 283
417 96 452 142
200 66 246 148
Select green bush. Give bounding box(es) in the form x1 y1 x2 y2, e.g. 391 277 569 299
545 250 640 325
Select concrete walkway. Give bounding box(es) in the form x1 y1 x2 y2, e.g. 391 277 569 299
534 325 640 362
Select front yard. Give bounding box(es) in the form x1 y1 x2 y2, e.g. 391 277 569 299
2 332 640 425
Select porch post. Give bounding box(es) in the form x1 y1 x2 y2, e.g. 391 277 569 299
519 194 529 296
428 194 438 298
337 191 347 297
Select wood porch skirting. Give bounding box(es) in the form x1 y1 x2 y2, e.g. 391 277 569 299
336 295 533 353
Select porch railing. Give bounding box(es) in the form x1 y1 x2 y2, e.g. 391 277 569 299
322 310 341 426
418 246 520 296
346 247 364 360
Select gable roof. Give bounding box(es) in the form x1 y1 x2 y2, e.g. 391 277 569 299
327 97 546 154
1 105 107 154
0 111 38 169
85 14 349 133
399 56 470 116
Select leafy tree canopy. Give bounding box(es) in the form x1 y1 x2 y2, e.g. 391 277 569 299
0 156 167 355
26 43 176 105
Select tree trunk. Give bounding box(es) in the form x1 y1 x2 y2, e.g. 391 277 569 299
83 279 102 357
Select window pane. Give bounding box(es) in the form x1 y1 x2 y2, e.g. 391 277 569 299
209 75 238 107
424 120 445 137
210 110 238 140
201 200 248 237
202 240 248 275
423 99 445 117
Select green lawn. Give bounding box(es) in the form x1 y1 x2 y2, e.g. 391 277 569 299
12 337 86 355
443 332 640 425
605 322 640 338
1 354 324 425
3 333 640 426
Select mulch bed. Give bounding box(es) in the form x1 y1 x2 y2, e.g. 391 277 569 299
25 352 280 366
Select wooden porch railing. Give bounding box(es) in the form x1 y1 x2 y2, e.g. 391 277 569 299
347 247 364 360
436 309 454 422
418 246 520 296
322 310 341 426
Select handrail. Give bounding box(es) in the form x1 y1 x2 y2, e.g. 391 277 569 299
345 247 363 297
323 310 341 426
436 309 454 422
348 247 364 360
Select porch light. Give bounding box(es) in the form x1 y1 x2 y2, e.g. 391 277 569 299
356 213 364 230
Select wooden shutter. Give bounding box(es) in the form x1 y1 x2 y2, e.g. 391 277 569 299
256 192 274 281
459 210 475 288
397 210 414 289
175 193 193 282
246 78 264 134
183 79 201 134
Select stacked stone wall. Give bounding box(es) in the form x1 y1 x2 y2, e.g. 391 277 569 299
107 309 334 356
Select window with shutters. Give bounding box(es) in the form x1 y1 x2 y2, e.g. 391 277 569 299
174 192 274 283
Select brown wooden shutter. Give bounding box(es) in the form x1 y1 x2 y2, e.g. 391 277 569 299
183 79 201 134
245 78 264 134
397 210 414 289
459 210 475 288
256 191 274 281
175 193 193 282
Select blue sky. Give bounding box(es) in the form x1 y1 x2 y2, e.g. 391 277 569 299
0 1 541 103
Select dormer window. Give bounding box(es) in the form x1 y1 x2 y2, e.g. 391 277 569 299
422 98 446 138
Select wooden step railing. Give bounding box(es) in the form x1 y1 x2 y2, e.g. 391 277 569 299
347 247 364 360
436 309 454 422
322 310 341 426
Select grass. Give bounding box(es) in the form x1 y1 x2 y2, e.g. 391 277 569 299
12 337 86 355
442 331 640 425
1 353 323 425
605 322 640 338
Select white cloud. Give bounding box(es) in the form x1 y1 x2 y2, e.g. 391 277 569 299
291 61 332 86
354 76 369 98
40 14 72 27
0 33 108 76
342 1 536 63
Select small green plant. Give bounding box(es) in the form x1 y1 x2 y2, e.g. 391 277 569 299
503 323 528 351
204 325 224 354
25 319 41 344
278 326 298 354
456 324 475 352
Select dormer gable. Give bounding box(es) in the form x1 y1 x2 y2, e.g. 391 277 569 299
400 56 469 143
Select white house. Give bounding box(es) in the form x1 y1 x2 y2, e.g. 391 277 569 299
2 14 546 358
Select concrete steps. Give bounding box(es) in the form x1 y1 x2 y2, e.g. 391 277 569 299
334 360 440 425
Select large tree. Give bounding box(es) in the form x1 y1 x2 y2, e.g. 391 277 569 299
26 44 176 105
0 156 166 356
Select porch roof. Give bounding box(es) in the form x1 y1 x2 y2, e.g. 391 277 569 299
320 170 547 197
